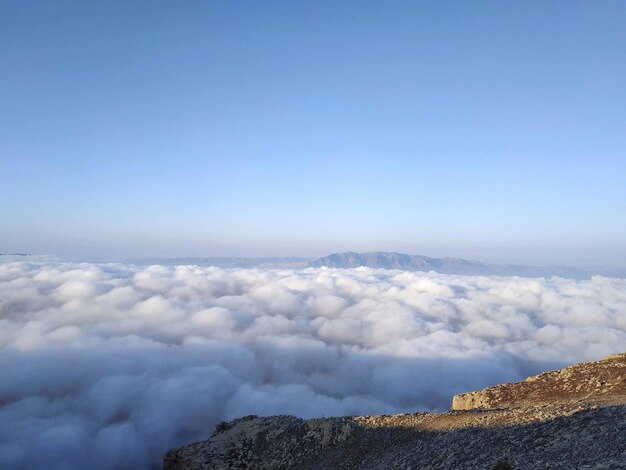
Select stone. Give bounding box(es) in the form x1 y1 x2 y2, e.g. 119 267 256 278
164 353 626 470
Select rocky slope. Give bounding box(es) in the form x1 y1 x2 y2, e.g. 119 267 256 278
164 353 626 469
452 352 626 411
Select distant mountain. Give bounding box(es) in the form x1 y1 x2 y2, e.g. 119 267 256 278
0 253 31 256
308 251 606 279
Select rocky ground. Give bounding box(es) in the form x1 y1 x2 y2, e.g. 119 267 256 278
164 353 626 469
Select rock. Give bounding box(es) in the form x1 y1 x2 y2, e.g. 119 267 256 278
164 353 626 469
450 352 626 411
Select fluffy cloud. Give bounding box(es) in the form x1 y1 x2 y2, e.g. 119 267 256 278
1 261 625 469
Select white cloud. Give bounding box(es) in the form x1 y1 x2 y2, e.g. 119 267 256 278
0 261 625 468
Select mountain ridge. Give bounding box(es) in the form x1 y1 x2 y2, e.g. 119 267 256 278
309 251 604 279
3 252 623 279
164 352 626 469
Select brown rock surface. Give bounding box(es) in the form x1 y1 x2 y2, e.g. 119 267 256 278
164 353 626 469
451 352 626 411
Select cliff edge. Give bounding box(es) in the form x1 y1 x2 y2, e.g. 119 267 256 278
164 353 626 469
451 352 626 411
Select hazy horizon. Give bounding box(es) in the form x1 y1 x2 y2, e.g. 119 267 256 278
3 248 626 272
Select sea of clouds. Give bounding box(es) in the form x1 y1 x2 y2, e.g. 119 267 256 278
1 260 625 469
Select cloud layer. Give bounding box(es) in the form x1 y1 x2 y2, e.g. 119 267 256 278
1 261 625 469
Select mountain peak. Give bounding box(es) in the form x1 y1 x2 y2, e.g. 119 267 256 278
308 251 598 279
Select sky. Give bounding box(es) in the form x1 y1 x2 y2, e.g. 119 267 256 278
1 1 625 267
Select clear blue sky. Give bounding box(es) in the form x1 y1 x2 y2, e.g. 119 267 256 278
1 1 625 267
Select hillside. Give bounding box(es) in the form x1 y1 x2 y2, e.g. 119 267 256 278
309 251 596 278
164 353 626 469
